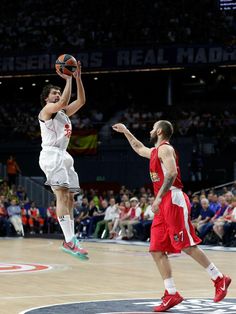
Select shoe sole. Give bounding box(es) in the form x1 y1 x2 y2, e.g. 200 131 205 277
61 247 89 260
214 277 232 302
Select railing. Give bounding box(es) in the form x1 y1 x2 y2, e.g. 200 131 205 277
19 175 54 208
193 181 235 196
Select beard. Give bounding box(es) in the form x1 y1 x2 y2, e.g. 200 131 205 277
150 134 158 145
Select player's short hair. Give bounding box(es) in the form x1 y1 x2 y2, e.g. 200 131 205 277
158 120 174 139
40 84 61 107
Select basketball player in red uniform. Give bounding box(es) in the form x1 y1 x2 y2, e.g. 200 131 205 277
112 120 231 312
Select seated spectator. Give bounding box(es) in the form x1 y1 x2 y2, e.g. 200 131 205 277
0 201 10 236
118 197 142 240
139 195 148 214
109 200 131 239
212 201 235 245
28 201 44 234
16 185 29 203
93 198 119 239
21 206 29 233
222 197 236 246
224 191 233 204
74 197 90 236
191 198 214 238
77 200 98 238
7 199 23 236
198 196 228 243
190 195 201 220
133 196 154 241
209 194 221 214
87 199 107 237
46 201 59 233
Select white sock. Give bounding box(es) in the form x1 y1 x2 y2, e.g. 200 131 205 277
164 278 177 294
70 218 75 236
58 215 73 243
206 263 223 280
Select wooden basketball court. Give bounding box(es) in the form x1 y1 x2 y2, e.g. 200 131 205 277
0 238 235 314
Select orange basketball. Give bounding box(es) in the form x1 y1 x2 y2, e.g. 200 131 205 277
55 54 77 76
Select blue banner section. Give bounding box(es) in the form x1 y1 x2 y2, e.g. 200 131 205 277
0 45 236 74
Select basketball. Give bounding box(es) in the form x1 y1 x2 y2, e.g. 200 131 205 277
55 54 77 76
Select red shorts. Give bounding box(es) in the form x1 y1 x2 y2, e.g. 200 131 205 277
150 189 201 254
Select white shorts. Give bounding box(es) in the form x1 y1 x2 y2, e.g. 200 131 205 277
39 147 80 193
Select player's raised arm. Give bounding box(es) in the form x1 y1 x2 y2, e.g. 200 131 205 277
66 61 86 117
42 73 72 116
112 123 151 159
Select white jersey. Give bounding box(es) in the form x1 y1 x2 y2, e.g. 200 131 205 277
39 110 72 150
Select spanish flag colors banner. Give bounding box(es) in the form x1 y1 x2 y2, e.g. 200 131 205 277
68 130 98 155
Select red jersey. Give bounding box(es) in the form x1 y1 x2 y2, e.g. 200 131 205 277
149 142 183 196
29 208 39 218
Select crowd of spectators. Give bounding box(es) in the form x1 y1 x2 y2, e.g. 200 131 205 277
1 174 236 248
0 178 59 236
1 96 236 151
117 102 236 138
73 184 236 247
0 0 235 54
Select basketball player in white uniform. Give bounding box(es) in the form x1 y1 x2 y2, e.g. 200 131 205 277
39 61 88 258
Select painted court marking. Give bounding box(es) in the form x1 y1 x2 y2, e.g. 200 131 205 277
19 298 236 314
0 263 52 273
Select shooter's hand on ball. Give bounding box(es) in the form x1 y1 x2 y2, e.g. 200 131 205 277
56 69 72 80
73 61 82 79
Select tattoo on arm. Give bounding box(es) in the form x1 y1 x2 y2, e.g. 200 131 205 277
158 174 175 198
126 133 143 152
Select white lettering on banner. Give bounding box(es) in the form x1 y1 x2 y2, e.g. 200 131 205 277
209 47 223 63
144 49 156 65
194 48 207 63
177 47 236 64
76 52 103 67
0 46 236 73
177 48 194 63
27 55 40 70
15 56 26 70
0 57 14 71
157 48 168 64
38 54 51 70
90 52 103 67
223 49 236 61
117 49 168 66
131 50 143 65
117 51 130 66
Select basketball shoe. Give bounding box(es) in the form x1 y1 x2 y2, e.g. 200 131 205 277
153 290 184 312
213 274 231 302
62 237 88 259
73 236 88 255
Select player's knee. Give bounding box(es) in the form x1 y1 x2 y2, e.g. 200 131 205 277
150 251 166 260
56 189 70 203
183 245 197 256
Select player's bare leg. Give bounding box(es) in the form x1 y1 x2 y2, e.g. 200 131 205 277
151 251 183 312
183 245 231 302
54 188 88 258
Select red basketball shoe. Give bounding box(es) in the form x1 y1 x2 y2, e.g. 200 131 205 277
153 290 184 312
213 274 231 302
